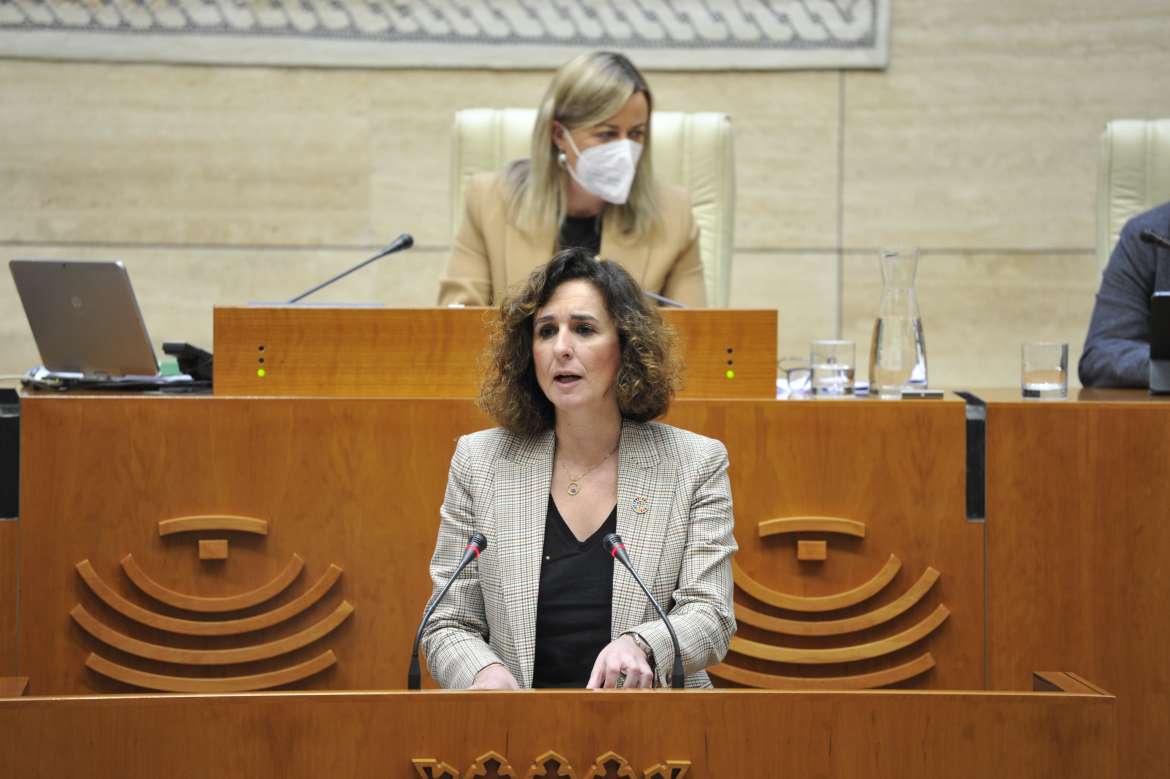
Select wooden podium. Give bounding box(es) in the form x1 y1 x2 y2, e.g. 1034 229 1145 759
5 304 1167 777
212 306 778 399
0 680 1115 778
12 396 980 696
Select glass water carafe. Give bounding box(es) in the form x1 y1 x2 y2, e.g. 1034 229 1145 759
868 248 928 399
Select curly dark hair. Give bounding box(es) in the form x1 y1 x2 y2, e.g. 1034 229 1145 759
478 248 682 436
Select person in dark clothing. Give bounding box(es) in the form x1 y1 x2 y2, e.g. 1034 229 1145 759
1080 201 1170 387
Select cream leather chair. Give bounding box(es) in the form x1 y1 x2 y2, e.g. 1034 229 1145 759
1097 118 1170 268
450 108 736 306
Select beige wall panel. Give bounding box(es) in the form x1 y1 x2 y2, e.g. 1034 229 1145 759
842 250 1099 389
3 0 1167 391
842 0 1170 250
0 61 374 246
0 272 40 383
367 68 551 246
0 244 446 378
0 59 839 253
651 71 840 250
729 251 836 370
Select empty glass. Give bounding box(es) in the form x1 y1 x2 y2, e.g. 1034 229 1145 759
777 357 811 398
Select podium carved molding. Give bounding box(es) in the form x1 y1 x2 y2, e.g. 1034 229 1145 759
412 752 690 779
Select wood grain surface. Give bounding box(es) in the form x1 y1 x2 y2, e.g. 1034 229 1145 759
0 688 1115 778
212 307 778 399
732 554 903 612
159 515 269 536
75 559 343 636
0 677 26 697
16 396 976 695
667 398 981 691
119 552 305 612
17 396 491 694
69 600 353 665
7 386 1168 775
83 650 338 694
0 521 15 675
709 652 938 690
732 567 940 636
986 395 1170 779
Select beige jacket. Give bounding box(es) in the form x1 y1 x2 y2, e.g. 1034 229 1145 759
421 420 737 689
437 171 707 307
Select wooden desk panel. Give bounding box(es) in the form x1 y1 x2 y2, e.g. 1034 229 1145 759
0 520 16 675
212 306 778 399
18 396 977 697
961 387 1169 404
0 688 1115 778
668 398 982 691
214 307 488 398
986 395 1170 779
18 397 491 694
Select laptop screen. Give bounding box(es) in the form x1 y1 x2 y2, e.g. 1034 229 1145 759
9 259 159 378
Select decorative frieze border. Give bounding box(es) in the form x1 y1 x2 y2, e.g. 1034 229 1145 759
0 1 890 70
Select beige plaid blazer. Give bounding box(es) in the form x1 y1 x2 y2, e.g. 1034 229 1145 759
421 420 737 689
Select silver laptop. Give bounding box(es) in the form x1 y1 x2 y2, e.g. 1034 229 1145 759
9 259 167 382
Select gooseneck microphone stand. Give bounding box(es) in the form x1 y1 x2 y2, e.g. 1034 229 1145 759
604 533 685 689
407 531 488 690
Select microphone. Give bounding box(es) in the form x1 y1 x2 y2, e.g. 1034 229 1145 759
603 532 685 689
643 289 686 308
287 233 414 303
1140 229 1170 251
408 531 488 690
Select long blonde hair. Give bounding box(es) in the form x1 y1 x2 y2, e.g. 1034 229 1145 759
505 51 660 237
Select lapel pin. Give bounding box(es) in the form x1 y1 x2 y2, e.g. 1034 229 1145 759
631 496 649 515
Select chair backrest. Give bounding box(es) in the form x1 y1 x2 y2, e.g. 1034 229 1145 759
450 108 736 306
1097 118 1170 269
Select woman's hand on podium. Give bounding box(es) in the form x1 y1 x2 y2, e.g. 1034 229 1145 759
469 662 520 690
586 634 654 690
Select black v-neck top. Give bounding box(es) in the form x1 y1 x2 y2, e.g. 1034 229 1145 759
558 214 603 257
530 496 618 689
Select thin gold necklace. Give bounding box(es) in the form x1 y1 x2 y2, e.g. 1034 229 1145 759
562 442 619 497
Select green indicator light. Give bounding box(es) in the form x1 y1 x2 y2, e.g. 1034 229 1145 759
725 369 735 379
257 368 266 378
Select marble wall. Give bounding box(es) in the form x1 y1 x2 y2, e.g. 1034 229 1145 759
2 0 1168 390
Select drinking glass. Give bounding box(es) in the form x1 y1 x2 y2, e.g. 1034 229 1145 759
810 340 855 396
777 357 811 398
1021 342 1068 399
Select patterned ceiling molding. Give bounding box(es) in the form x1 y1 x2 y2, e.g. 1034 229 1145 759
0 1 891 71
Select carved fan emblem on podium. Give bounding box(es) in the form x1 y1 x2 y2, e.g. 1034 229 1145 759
70 514 353 692
709 516 948 688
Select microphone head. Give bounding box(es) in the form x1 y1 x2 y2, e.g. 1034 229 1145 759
467 532 488 553
375 234 414 259
1139 229 1170 249
1137 225 1170 246
602 533 623 555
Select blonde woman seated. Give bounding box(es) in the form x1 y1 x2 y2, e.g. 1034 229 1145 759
422 248 735 690
438 51 707 308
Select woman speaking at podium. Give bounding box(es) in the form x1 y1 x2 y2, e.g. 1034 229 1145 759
437 51 707 308
422 249 735 689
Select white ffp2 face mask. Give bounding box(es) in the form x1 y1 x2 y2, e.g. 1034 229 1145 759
562 133 644 205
